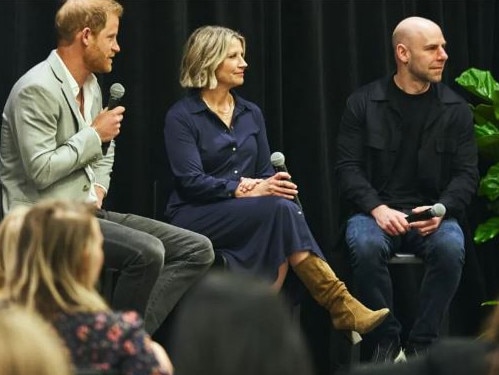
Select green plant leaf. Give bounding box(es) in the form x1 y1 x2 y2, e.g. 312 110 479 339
475 124 499 137
479 163 499 200
474 216 499 243
455 68 499 103
457 68 499 245
481 300 499 306
474 106 499 160
475 122 499 137
476 134 499 161
474 104 499 127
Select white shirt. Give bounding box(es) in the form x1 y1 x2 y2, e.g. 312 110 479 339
54 51 106 203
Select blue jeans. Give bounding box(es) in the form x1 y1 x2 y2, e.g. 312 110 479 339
345 213 464 345
98 211 214 334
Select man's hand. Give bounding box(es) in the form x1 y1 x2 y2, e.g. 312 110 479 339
94 185 106 209
371 205 410 236
407 205 443 237
91 106 125 142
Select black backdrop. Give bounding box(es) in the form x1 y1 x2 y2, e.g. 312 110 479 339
3 0 499 373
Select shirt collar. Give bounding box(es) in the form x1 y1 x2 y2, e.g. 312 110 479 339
54 51 98 98
185 89 251 114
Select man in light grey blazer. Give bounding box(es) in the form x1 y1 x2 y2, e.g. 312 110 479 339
0 0 214 335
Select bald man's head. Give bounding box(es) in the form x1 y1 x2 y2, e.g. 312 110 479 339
392 17 442 49
391 16 448 88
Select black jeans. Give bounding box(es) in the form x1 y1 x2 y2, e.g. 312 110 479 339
98 210 214 334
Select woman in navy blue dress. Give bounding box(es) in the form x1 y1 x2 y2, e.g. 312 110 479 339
163 25 389 340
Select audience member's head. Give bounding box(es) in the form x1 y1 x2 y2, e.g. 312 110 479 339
5 199 108 319
483 301 499 344
172 271 314 375
0 206 29 288
481 302 499 375
0 304 72 375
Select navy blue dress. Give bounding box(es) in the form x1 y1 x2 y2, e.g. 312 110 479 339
164 90 324 282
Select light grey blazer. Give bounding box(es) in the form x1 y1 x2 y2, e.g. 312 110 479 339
0 50 114 212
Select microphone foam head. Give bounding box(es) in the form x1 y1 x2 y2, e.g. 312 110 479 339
110 83 125 99
431 203 446 217
270 151 285 167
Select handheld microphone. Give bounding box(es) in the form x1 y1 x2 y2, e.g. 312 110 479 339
270 151 303 211
102 83 125 155
406 203 446 223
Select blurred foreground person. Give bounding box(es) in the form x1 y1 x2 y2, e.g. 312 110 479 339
0 305 72 375
0 206 28 288
342 300 499 375
172 271 314 375
4 199 173 375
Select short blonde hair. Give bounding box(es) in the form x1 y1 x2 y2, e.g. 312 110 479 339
180 25 246 89
55 0 123 43
0 305 72 375
6 199 108 320
0 206 29 288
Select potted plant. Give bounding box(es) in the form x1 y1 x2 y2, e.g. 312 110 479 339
455 68 499 244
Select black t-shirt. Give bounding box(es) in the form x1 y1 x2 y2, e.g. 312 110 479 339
378 79 435 210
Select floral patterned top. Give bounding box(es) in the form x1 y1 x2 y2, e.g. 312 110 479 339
52 310 168 375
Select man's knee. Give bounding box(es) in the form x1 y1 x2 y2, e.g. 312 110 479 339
428 241 465 270
139 236 167 265
428 223 465 266
101 221 165 268
348 233 389 264
187 234 215 266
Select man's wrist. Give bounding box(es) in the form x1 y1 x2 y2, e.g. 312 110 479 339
90 126 102 145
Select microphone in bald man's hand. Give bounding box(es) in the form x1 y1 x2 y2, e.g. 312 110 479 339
270 151 303 211
406 203 446 223
102 83 125 155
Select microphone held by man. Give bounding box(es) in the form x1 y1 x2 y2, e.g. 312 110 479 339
101 82 125 155
405 203 446 223
270 151 303 211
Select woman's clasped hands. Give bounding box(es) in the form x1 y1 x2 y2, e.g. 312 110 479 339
236 172 298 199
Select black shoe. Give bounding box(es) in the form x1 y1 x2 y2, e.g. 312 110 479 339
371 340 402 363
404 341 430 358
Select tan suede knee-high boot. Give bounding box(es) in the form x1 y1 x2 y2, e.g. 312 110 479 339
293 255 389 335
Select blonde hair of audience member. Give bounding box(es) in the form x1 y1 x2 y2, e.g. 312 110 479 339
6 199 108 317
4 199 173 373
55 0 123 44
180 25 245 89
0 305 72 375
0 206 29 288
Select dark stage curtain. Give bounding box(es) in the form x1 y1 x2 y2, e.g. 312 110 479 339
2 0 499 373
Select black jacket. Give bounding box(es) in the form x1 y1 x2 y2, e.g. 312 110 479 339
335 76 479 219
